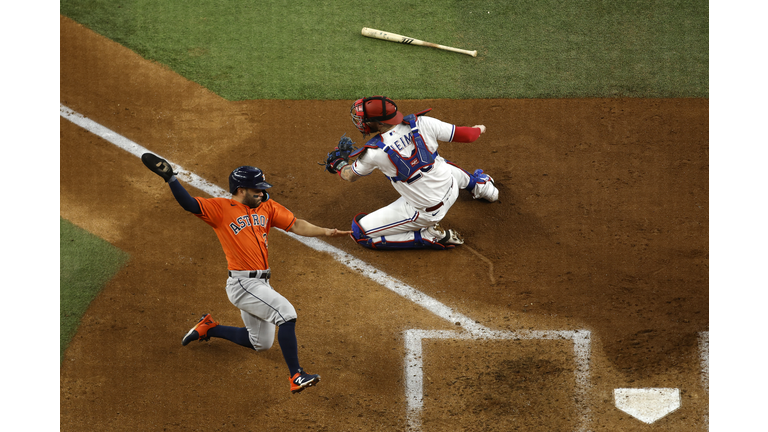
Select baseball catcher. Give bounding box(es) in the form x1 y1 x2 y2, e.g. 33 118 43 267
325 96 498 251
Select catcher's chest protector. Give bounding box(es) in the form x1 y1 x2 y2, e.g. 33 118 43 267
365 114 436 183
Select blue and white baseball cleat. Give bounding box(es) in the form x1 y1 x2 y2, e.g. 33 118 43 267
290 368 320 394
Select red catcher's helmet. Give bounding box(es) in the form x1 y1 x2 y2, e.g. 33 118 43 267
350 96 404 134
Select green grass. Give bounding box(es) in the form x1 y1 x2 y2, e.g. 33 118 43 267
459 0 709 98
60 218 130 362
60 0 708 100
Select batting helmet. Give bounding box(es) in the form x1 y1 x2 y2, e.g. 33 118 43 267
350 96 404 134
228 166 273 194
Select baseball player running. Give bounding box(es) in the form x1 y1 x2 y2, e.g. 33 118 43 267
142 153 351 394
324 96 498 250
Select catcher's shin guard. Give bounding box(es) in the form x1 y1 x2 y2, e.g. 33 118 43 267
351 216 453 250
351 213 374 248
365 230 454 250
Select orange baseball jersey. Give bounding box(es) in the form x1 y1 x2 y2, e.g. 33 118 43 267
194 197 296 271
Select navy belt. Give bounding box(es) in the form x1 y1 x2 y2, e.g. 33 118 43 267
228 270 271 280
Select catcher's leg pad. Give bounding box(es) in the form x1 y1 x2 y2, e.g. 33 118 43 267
351 213 374 248
368 231 453 250
351 212 396 250
351 214 452 250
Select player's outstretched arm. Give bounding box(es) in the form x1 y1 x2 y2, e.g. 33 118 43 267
289 219 353 237
168 179 202 214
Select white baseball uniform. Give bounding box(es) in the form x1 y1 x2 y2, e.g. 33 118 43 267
351 116 485 245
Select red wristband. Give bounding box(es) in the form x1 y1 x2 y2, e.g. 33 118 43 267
453 126 482 143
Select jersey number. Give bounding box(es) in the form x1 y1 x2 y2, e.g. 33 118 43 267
405 164 434 185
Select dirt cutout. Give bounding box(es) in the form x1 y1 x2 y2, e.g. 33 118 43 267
61 15 708 432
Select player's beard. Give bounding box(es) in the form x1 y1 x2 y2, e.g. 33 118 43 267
367 121 394 134
243 193 263 208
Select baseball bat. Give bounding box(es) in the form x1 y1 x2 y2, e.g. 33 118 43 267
361 27 477 58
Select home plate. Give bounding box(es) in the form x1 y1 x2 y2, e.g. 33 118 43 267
614 388 681 424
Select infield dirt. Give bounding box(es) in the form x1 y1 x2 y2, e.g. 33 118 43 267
60 15 708 431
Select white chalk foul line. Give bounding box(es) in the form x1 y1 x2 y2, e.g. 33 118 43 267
699 331 708 393
60 105 223 195
59 104 490 333
61 104 592 431
699 331 709 431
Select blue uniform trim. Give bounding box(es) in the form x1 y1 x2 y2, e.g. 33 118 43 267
364 211 419 235
465 174 478 191
359 233 451 250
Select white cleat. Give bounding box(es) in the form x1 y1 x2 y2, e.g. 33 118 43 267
428 224 464 246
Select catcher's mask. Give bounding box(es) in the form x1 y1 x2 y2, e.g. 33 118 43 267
350 96 404 134
229 166 273 196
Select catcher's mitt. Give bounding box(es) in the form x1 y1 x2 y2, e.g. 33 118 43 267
324 134 357 174
142 152 177 182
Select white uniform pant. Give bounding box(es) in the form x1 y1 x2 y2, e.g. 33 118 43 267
359 173 463 244
445 159 498 201
225 276 297 351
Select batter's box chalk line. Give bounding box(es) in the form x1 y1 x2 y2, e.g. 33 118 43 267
699 331 709 431
403 329 592 432
63 104 597 431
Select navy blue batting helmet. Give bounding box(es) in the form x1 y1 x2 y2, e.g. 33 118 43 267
228 166 273 194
